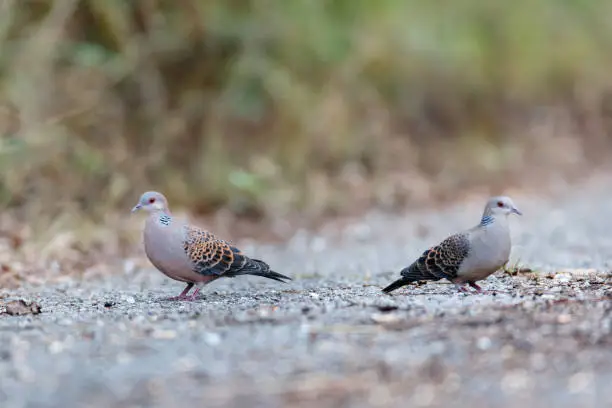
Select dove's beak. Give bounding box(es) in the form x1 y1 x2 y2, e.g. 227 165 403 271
511 207 522 216
131 204 142 213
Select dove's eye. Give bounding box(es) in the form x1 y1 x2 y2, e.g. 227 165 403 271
149 198 156 204
497 201 504 208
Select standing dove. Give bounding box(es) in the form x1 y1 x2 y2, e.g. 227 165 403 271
382 196 522 294
132 191 291 301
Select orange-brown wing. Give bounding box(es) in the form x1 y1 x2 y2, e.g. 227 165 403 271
182 226 247 276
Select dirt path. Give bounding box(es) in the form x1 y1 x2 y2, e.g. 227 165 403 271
1 176 612 408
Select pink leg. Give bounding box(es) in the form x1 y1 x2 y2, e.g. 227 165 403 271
468 281 483 293
166 283 194 301
455 283 470 293
468 281 504 295
183 287 201 301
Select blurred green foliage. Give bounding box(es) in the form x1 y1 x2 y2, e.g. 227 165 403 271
0 0 611 220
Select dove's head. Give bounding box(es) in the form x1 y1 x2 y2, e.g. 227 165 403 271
484 196 522 217
131 191 169 213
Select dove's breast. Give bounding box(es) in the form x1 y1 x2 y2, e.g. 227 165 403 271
457 221 512 282
143 215 207 283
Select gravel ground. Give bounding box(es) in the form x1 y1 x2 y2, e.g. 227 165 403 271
2 176 612 408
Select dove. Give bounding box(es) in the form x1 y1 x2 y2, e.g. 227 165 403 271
382 196 522 294
131 191 291 301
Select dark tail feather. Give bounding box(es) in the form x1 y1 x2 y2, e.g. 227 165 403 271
249 269 292 283
240 258 292 283
382 277 412 293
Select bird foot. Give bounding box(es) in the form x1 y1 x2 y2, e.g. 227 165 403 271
455 284 470 293
455 282 489 294
467 282 487 294
165 294 188 301
165 294 201 302
467 282 502 295
164 283 196 301
468 282 483 292
181 288 201 302
181 294 200 301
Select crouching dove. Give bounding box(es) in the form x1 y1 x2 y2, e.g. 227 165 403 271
382 196 522 294
132 191 291 301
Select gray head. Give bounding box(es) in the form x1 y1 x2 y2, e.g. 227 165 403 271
483 196 522 217
131 191 170 213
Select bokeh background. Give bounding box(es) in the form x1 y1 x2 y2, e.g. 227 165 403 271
1 0 612 273
2 3 612 408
